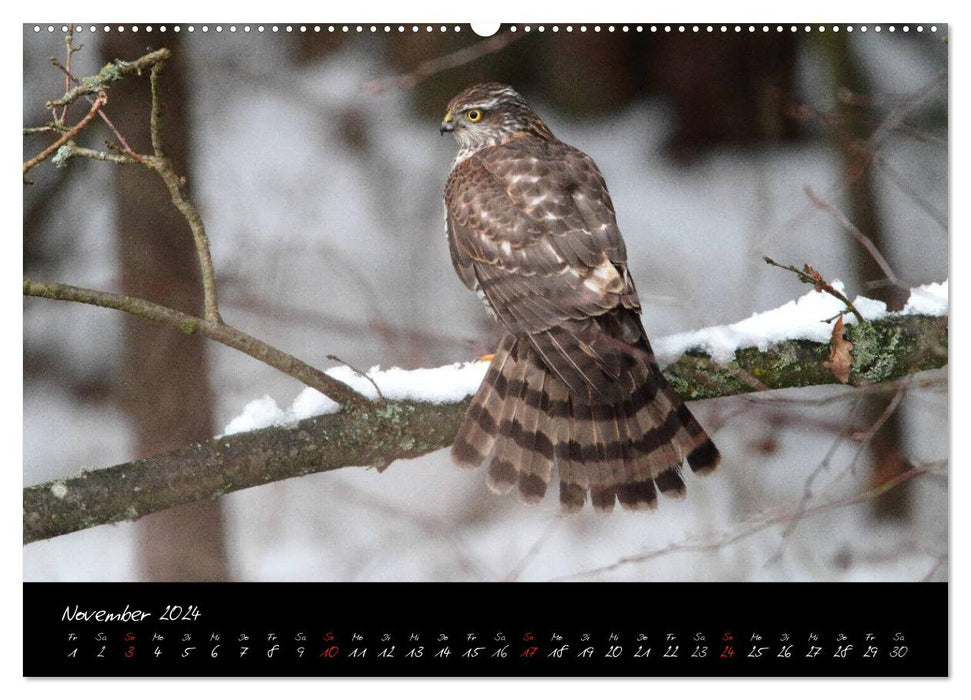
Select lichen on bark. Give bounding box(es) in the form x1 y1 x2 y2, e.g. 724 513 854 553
661 314 946 399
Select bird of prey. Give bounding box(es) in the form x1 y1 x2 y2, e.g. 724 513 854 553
441 82 719 512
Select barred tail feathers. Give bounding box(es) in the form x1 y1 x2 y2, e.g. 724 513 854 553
450 331 720 512
451 333 517 469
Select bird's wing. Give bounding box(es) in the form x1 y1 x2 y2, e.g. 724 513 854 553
445 136 644 396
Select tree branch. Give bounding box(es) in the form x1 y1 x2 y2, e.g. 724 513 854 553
663 314 946 400
45 48 172 108
763 256 865 323
23 278 370 413
22 91 106 179
26 45 368 412
362 31 525 94
23 312 947 544
551 459 944 581
147 59 222 324
50 55 140 156
24 398 466 545
804 185 909 291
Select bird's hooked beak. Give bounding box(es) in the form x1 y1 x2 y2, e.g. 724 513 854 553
440 111 455 135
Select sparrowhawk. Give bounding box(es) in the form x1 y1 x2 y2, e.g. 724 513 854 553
441 83 720 512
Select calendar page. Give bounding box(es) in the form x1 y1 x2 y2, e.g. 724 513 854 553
22 20 948 678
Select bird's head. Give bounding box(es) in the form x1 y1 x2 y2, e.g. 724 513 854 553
441 83 553 155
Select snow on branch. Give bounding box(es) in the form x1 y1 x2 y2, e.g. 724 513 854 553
24 282 947 545
223 281 948 433
657 280 946 364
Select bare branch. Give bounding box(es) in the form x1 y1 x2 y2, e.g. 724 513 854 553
23 278 370 412
327 354 384 400
23 312 947 544
762 256 865 324
26 45 368 412
804 185 908 290
22 91 106 180
849 386 906 463
23 125 65 136
552 460 942 581
24 397 467 545
875 154 949 232
50 56 138 152
363 31 525 94
775 71 946 246
58 26 82 122
922 555 948 582
46 47 172 109
53 144 138 165
147 58 222 324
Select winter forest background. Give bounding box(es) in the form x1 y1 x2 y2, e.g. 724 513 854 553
23 24 948 582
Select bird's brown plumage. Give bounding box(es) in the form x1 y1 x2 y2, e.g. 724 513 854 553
442 83 719 512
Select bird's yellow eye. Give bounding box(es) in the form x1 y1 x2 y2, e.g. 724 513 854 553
466 109 483 123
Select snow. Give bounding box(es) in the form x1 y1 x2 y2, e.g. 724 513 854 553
325 362 489 404
222 360 489 435
901 280 949 316
221 395 286 436
656 279 947 364
223 280 947 435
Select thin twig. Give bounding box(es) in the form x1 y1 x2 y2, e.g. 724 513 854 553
875 154 949 232
762 256 865 323
46 47 171 109
23 92 107 180
228 292 475 350
148 60 222 324
51 57 137 153
836 72 947 188
864 72 947 154
64 55 221 323
24 278 370 412
774 72 947 249
769 382 907 562
60 30 71 121
847 386 906 474
553 462 934 581
768 394 866 561
54 144 139 165
102 139 150 166
23 125 64 135
326 354 384 399
329 479 491 579
363 31 525 94
59 27 83 123
792 102 947 148
149 61 167 158
804 185 908 290
922 555 948 582
738 371 945 408
504 517 563 582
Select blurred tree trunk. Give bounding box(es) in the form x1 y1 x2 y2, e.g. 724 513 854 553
821 32 911 521
102 33 230 579
645 33 802 160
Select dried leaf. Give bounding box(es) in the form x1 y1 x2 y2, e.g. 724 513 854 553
822 315 854 384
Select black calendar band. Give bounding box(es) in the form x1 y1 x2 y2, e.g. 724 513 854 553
23 581 946 677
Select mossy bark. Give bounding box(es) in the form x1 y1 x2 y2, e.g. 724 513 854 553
665 315 946 400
